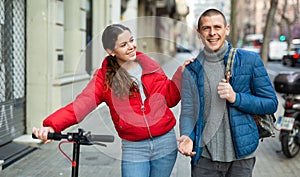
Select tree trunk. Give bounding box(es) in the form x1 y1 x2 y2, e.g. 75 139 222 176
261 0 279 65
280 0 300 50
230 0 238 47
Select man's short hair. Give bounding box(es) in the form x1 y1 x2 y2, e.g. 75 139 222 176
197 8 227 30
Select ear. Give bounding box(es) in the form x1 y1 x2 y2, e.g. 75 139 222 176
106 49 115 57
196 28 201 39
225 25 230 36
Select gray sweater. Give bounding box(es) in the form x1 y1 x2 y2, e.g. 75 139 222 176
201 42 236 162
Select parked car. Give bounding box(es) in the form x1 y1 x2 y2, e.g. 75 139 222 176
282 39 300 67
269 40 288 61
242 34 263 54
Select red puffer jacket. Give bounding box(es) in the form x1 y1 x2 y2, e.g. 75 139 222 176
43 51 182 141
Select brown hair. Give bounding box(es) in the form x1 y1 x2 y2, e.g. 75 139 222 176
102 24 138 98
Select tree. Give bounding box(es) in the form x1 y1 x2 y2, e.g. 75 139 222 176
260 0 279 64
278 0 300 48
230 0 238 47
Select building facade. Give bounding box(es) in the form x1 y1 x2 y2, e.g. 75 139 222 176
0 0 126 168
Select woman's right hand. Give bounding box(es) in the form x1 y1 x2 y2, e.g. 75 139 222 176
32 126 55 144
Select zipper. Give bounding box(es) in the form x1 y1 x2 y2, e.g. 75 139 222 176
141 104 153 139
139 76 153 139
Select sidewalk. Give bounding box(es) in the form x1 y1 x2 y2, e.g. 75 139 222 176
1 102 300 177
0 104 190 177
1 122 300 177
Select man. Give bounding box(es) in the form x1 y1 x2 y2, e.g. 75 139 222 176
177 8 278 177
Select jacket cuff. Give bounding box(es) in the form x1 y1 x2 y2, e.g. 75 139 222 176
232 92 241 107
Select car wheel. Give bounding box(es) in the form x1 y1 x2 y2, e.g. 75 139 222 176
282 58 287 65
291 62 296 67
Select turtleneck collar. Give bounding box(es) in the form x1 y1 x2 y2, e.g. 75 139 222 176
204 41 228 62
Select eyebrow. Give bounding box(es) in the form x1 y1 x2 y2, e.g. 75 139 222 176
117 36 134 46
201 23 224 29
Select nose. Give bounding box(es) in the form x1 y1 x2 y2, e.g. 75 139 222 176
209 28 216 35
128 43 133 48
127 42 135 49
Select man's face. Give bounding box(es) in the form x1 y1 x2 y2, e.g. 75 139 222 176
197 14 230 52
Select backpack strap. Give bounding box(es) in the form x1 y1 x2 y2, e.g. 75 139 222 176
225 48 237 83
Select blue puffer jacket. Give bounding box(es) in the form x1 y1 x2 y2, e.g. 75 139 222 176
179 44 278 165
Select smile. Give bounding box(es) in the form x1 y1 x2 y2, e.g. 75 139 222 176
208 38 219 42
128 51 136 57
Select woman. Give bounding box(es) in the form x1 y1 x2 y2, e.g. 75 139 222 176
32 24 192 177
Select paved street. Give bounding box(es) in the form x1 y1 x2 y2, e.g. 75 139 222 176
2 96 300 177
1 53 300 177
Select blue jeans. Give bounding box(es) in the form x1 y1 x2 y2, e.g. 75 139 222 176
121 129 178 177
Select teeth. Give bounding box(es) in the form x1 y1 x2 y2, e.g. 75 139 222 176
208 39 218 42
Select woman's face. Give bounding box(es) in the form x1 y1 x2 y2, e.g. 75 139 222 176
109 30 137 65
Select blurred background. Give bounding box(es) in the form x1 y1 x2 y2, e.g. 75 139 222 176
0 0 299 171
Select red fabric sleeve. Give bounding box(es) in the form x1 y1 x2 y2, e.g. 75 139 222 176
165 66 183 108
43 69 105 132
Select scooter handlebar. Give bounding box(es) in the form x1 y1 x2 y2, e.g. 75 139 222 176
32 131 114 143
87 134 114 143
31 132 65 141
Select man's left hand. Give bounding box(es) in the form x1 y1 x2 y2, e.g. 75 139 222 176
217 79 236 103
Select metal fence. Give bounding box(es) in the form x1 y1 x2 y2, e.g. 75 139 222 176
0 0 25 146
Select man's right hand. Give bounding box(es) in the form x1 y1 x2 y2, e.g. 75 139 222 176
177 135 196 156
